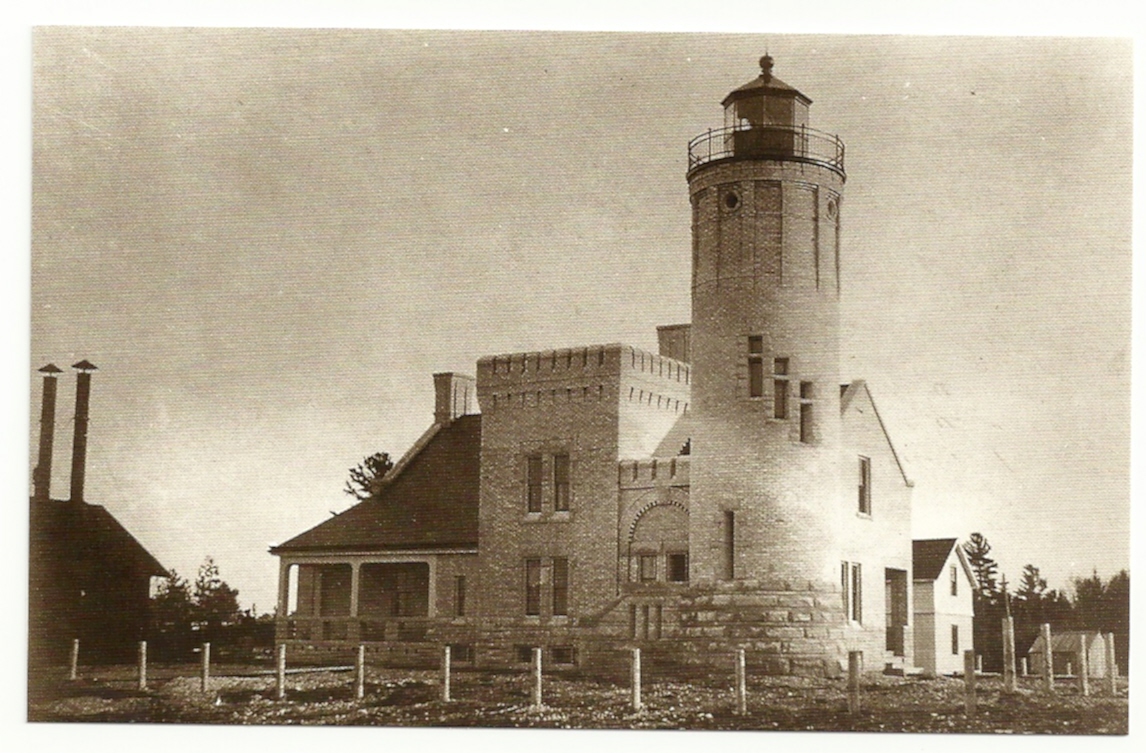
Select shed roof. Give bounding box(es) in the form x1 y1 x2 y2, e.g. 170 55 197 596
272 414 481 554
913 538 960 581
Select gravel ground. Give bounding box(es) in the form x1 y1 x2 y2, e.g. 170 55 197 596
27 664 1129 734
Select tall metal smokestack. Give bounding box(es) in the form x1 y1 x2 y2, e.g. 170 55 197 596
69 360 98 504
33 363 63 500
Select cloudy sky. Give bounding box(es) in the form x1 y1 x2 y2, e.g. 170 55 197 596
27 26 1131 612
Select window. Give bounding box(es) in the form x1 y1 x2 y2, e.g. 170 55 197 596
551 557 569 616
850 563 863 623
773 358 789 418
551 645 576 665
553 454 570 511
858 456 871 515
748 336 764 397
639 554 658 582
449 643 474 663
526 455 543 513
799 381 814 443
667 552 689 583
951 624 959 655
515 645 535 663
525 559 541 616
455 575 466 617
950 565 958 597
723 510 736 580
842 562 863 624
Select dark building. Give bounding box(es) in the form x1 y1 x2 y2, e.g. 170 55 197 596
28 361 166 666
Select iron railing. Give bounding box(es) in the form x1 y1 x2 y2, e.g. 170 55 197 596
688 124 845 177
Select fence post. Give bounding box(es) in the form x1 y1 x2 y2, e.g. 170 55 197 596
356 644 366 700
276 643 287 701
1002 616 1016 693
630 647 643 711
137 640 147 690
1079 634 1090 696
1105 632 1117 695
846 651 862 714
441 645 451 703
735 647 747 715
1040 623 1054 692
975 653 983 674
69 638 79 681
531 647 543 709
1020 657 1028 677
963 649 976 715
200 642 211 693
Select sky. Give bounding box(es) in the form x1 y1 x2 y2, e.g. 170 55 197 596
24 26 1133 616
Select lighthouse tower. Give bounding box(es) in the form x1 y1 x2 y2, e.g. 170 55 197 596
687 56 846 589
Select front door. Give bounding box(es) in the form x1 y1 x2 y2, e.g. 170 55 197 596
885 568 908 656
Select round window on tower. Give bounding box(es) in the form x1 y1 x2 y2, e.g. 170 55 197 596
722 189 741 212
826 197 839 220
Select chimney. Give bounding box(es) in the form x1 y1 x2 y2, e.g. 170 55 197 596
69 360 97 503
33 363 63 500
433 372 477 425
657 324 692 363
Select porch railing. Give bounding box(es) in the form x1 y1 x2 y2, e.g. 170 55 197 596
282 616 432 643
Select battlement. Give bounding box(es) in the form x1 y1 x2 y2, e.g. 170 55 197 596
477 343 690 395
618 456 691 489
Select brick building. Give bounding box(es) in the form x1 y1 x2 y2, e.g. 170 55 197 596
273 57 954 677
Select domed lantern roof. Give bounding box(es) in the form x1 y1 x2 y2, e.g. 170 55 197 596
721 55 812 131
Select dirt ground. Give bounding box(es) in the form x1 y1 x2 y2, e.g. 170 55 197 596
27 662 1128 734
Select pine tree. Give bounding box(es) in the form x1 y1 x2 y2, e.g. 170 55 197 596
962 532 1000 600
344 451 394 501
193 557 240 630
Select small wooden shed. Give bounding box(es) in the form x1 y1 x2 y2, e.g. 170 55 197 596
1026 631 1110 677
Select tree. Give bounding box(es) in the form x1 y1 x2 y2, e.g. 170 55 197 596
193 556 240 630
962 532 1000 600
151 568 193 628
1016 564 1048 602
344 451 393 501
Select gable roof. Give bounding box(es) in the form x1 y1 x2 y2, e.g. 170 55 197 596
30 497 167 578
272 414 481 554
841 380 912 486
1027 631 1103 656
913 538 961 581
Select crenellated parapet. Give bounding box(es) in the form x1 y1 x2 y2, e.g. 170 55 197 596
618 456 691 490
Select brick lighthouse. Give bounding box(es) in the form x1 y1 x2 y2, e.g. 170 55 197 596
687 55 847 590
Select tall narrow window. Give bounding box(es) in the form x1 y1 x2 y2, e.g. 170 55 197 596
553 453 570 511
748 336 764 397
858 456 872 515
455 575 466 617
526 455 543 513
799 381 814 443
850 562 863 623
951 624 959 655
525 559 541 616
773 358 789 419
950 564 958 596
667 552 689 583
841 561 850 613
551 557 569 616
723 510 736 580
639 554 657 582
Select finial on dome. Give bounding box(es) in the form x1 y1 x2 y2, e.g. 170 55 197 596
759 54 774 83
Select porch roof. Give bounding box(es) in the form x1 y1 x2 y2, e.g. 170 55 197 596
271 414 481 554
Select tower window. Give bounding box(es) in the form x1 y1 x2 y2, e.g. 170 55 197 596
723 190 741 210
526 455 543 513
525 559 542 616
723 510 736 580
773 358 789 419
553 454 570 511
858 456 872 515
799 381 814 443
552 557 569 616
747 336 764 398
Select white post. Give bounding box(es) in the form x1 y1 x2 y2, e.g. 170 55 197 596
355 644 366 700
200 642 211 693
1020 657 1028 677
137 640 147 690
276 643 287 701
1104 632 1117 694
847 651 862 714
531 648 543 709
1002 616 1016 693
1041 623 1054 692
69 638 79 681
441 645 451 703
963 650 977 715
631 647 642 711
975 653 983 673
735 648 747 715
1079 634 1090 696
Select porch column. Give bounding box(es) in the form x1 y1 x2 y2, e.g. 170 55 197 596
277 559 292 617
349 561 361 617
